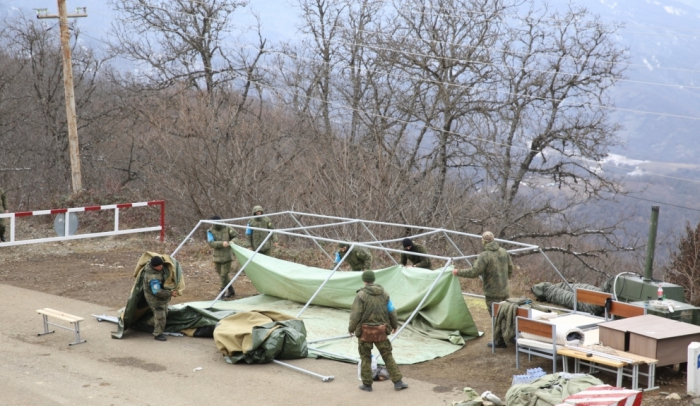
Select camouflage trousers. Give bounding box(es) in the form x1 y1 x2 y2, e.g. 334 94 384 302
358 339 402 386
0 217 5 240
486 295 508 343
214 261 233 290
146 296 169 336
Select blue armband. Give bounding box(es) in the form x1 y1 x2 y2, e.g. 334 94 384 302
387 299 395 312
207 230 214 242
245 223 252 236
149 279 161 295
334 252 341 264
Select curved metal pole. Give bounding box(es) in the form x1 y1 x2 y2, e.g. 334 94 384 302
272 360 334 382
392 259 453 340
288 213 333 260
296 244 354 317
442 231 472 267
209 232 274 307
170 220 203 257
308 346 360 363
539 248 573 292
308 334 353 344
360 221 398 266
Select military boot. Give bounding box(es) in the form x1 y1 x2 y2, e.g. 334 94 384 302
394 380 408 390
359 384 373 392
227 286 235 298
487 341 507 349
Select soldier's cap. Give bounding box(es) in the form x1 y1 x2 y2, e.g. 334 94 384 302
362 270 375 283
252 205 264 215
402 238 413 248
338 242 349 249
481 231 495 242
150 256 164 267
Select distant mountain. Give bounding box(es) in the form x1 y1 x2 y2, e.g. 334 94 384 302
578 0 700 164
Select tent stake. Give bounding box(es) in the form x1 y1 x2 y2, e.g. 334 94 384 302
272 360 334 382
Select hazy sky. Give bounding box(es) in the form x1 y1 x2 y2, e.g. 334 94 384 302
2 0 299 42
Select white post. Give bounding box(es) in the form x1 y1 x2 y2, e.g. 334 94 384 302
114 208 120 232
688 342 700 396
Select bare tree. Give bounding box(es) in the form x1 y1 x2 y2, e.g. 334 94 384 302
109 0 266 107
666 220 700 306
0 14 115 200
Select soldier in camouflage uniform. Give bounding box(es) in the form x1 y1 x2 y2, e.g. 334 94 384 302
349 270 408 392
142 256 176 341
337 242 373 271
207 215 238 298
400 238 432 269
247 205 277 255
0 187 8 242
452 231 514 348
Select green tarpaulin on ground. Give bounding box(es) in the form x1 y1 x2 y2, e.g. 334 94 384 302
232 245 480 341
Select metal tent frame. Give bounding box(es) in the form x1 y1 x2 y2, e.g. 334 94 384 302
170 211 568 381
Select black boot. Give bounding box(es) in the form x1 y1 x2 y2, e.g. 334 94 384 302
359 384 373 392
228 286 235 298
154 334 167 341
487 341 507 349
394 380 408 390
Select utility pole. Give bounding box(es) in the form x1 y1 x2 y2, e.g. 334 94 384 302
36 2 87 193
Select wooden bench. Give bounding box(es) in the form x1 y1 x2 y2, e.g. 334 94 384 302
515 316 561 373
558 346 658 391
37 308 86 346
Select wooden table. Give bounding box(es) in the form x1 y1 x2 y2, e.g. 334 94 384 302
558 346 658 391
598 314 700 366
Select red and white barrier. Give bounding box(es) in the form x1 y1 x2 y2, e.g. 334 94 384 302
0 200 165 246
558 385 643 406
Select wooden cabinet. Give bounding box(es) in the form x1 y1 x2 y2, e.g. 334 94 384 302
598 314 700 366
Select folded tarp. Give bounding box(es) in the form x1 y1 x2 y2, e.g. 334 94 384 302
185 296 473 365
231 244 480 341
214 310 308 364
505 373 604 406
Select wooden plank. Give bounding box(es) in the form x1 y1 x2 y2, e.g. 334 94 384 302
576 288 612 307
518 317 553 337
37 308 83 323
557 348 626 368
608 302 645 319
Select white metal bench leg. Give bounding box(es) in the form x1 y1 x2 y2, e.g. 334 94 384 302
616 367 623 388
70 321 86 346
38 314 55 336
562 356 570 373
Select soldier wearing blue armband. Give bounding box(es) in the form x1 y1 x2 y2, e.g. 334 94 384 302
142 256 176 341
207 215 238 298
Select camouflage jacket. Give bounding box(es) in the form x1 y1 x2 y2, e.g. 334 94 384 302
142 263 172 304
400 243 432 269
340 247 373 271
0 187 6 211
348 284 398 337
455 241 513 297
208 225 237 263
248 216 277 253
